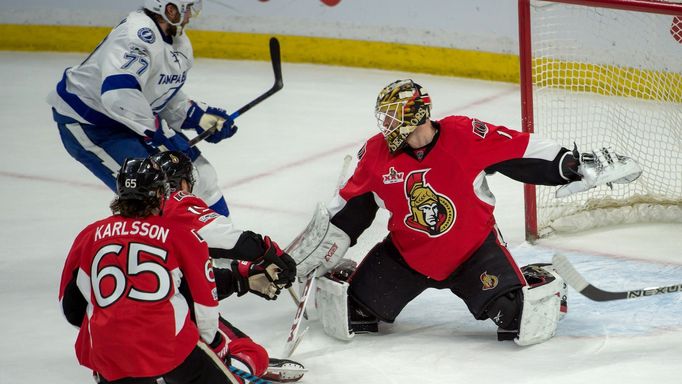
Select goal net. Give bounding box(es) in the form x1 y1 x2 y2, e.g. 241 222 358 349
519 0 682 239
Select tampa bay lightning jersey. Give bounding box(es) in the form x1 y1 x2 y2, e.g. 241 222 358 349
47 10 194 136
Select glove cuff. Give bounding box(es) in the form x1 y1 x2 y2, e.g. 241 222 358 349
230 261 250 296
181 100 207 130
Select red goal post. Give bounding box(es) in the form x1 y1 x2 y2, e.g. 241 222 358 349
518 0 682 241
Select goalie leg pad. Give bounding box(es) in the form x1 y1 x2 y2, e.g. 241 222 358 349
514 266 566 346
522 263 568 319
286 203 351 277
316 275 354 341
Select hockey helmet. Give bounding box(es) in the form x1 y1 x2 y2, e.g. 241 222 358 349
375 79 431 153
116 157 168 201
144 0 203 26
149 151 196 192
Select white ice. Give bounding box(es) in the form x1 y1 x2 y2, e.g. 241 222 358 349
1 51 681 384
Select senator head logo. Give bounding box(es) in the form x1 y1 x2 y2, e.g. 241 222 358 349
403 170 455 237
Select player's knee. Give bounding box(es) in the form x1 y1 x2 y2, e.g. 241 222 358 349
192 156 225 208
209 196 229 217
228 337 269 377
484 289 523 330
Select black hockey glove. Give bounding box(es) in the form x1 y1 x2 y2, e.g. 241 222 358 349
260 236 297 289
231 260 282 300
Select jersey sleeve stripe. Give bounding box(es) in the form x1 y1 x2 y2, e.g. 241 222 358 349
523 135 562 161
101 74 142 94
56 71 129 129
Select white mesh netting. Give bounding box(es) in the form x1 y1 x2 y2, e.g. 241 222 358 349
528 0 682 236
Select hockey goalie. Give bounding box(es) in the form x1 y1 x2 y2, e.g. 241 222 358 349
288 79 642 346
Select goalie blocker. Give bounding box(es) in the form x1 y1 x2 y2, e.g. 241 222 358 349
286 202 351 277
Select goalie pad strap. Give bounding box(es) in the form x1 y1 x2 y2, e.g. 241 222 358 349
286 203 351 277
315 275 354 341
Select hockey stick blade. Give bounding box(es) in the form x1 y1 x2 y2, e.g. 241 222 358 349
287 326 309 358
189 37 283 147
552 254 682 302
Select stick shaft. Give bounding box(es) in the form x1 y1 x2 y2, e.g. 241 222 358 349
189 37 283 147
552 254 682 302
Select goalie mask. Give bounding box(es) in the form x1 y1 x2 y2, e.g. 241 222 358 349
144 0 203 26
375 79 431 153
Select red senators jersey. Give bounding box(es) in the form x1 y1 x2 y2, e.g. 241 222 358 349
163 191 243 251
331 116 563 281
58 214 218 381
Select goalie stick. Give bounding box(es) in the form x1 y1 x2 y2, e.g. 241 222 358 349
282 154 354 357
189 37 284 147
286 154 353 308
552 254 682 302
283 268 316 357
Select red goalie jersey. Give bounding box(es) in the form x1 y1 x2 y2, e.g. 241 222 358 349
331 116 565 281
58 214 219 381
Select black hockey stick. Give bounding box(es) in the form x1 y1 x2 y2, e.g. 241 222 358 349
552 254 682 302
189 37 283 147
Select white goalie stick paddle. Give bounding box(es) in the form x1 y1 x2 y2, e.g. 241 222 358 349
283 268 317 357
552 254 682 302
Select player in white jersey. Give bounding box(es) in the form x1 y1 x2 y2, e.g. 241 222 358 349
47 0 235 216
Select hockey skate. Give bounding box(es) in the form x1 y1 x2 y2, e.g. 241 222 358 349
349 299 379 334
262 358 307 383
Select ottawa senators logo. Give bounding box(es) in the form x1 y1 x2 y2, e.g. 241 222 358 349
403 170 455 237
480 271 499 291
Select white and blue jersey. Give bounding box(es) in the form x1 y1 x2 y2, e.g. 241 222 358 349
47 10 229 216
48 10 195 136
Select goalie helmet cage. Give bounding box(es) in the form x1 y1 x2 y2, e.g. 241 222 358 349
518 0 682 241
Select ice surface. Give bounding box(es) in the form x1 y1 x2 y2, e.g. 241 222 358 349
1 52 680 383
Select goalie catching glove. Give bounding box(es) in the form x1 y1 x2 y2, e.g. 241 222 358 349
182 100 237 143
556 145 642 198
